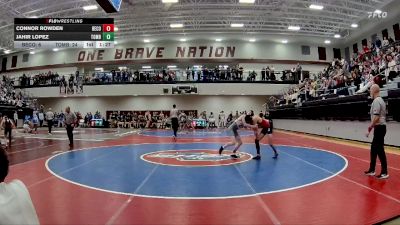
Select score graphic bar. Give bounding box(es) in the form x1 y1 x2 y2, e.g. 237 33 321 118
14 18 115 49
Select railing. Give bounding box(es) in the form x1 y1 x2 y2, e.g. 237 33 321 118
13 72 297 89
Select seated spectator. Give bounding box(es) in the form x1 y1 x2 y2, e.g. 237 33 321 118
362 45 370 54
382 36 389 47
0 147 40 224
386 55 398 81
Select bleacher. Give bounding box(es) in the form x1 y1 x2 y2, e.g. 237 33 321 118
270 76 400 122
270 40 400 122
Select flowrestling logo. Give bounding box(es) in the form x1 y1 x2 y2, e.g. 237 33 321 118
141 150 252 166
367 10 388 19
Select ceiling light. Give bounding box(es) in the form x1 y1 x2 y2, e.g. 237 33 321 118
374 9 382 14
114 27 119 31
249 39 256 42
170 23 184 28
4 50 10 54
231 23 244 28
281 40 288 44
215 38 222 42
324 40 331 44
28 16 38 18
29 51 35 54
118 67 127 70
94 67 103 71
309 4 324 10
142 66 152 69
82 5 98 11
114 41 118 44
351 23 358 28
52 48 59 52
162 0 178 3
239 0 255 3
179 38 186 42
144 39 150 43
167 65 177 68
288 26 301 31
334 34 341 38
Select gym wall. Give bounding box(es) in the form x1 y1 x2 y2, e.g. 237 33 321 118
38 95 267 117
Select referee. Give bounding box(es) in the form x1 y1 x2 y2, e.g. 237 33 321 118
365 84 388 179
170 104 179 141
64 106 77 148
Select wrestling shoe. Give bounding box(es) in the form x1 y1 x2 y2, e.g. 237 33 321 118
219 146 224 155
376 174 389 179
230 154 239 159
364 170 375 176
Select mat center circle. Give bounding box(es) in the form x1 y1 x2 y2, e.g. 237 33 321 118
141 149 252 166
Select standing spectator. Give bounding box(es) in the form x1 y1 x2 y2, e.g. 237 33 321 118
270 66 276 80
64 106 77 148
208 112 216 128
46 108 54 135
38 111 44 127
0 147 40 224
218 111 226 128
145 111 152 128
1 116 14 147
296 63 302 82
365 84 388 179
261 68 266 81
265 66 270 80
32 114 39 134
60 75 66 94
13 111 18 128
58 111 64 127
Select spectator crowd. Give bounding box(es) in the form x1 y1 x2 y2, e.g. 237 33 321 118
9 64 301 90
278 36 400 105
104 109 265 130
0 76 29 108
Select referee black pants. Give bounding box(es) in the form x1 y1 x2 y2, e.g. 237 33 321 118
171 118 179 137
48 120 53 134
369 125 387 174
66 124 74 145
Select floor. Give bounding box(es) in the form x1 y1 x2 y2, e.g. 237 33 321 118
5 128 400 225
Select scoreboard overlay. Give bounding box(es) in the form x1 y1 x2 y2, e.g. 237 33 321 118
14 18 115 49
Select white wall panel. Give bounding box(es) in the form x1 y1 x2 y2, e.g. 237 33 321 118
1 41 333 71
274 119 400 147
